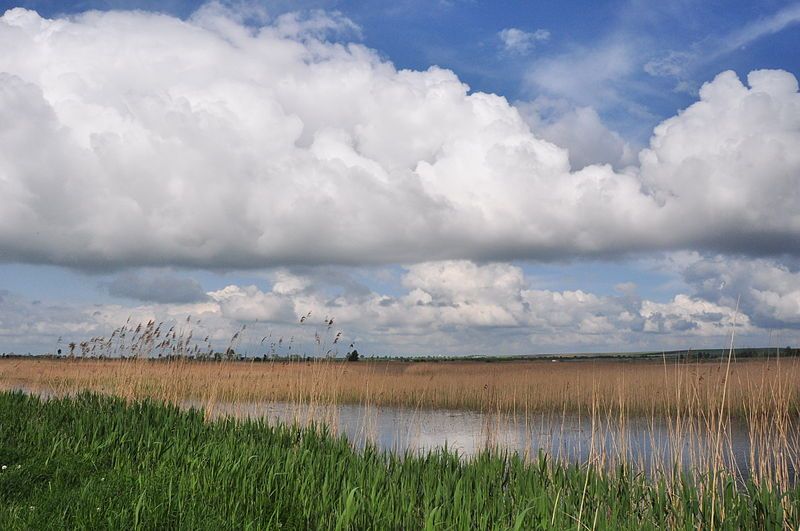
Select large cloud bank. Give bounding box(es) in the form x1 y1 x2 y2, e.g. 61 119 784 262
0 260 757 355
1 6 799 269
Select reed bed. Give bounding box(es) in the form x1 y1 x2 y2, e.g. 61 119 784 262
2 391 798 530
2 356 798 419
4 354 799 490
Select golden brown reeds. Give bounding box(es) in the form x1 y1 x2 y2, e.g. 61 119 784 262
2 356 798 420
2 353 799 500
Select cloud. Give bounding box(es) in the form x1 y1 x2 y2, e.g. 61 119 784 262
643 4 800 93
516 98 636 170
720 4 800 55
643 51 698 94
639 295 750 335
0 290 101 353
639 70 800 255
271 9 362 40
106 270 209 303
0 7 799 272
676 254 800 329
228 261 759 353
643 51 692 78
3 259 788 356
524 41 636 108
498 27 550 54
209 284 296 322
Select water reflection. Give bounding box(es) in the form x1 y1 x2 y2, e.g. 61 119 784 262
192 399 785 480
5 383 796 481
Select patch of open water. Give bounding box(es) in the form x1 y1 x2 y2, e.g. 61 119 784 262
192 399 792 481
6 383 797 481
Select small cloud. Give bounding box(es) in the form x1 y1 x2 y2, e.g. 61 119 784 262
719 4 800 56
498 27 550 54
643 51 693 78
672 80 697 95
524 42 634 108
274 9 361 40
190 1 271 27
643 51 699 96
614 282 638 295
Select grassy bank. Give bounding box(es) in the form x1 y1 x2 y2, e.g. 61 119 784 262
1 391 798 529
2 357 799 419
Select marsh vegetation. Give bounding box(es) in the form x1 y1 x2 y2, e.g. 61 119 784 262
1 391 798 529
2 355 798 418
2 350 799 528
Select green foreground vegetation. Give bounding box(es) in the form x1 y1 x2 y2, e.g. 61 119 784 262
1 392 798 530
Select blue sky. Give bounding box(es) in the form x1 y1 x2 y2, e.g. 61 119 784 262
1 0 799 355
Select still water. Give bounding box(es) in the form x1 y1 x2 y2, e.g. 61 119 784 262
6 383 795 480
191 399 790 480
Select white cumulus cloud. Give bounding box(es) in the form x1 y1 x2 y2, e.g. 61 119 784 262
2 259 787 356
0 7 798 273
498 27 550 54
678 253 800 328
517 98 636 170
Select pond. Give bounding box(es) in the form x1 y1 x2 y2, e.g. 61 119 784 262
191 398 796 481
5 383 796 481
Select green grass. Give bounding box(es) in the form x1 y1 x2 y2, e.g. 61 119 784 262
0 391 797 530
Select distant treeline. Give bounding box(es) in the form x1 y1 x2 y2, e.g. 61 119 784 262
1 346 797 362
375 347 800 362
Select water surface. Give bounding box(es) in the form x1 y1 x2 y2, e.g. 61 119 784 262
6 383 796 481
193 398 785 480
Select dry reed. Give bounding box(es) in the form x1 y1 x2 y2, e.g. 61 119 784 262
2 356 797 420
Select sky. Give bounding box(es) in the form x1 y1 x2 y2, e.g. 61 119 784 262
0 0 799 356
